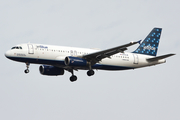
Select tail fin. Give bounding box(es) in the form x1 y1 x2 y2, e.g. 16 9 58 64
133 28 162 56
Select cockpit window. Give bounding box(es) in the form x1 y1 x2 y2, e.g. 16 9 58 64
11 47 15 49
11 46 22 50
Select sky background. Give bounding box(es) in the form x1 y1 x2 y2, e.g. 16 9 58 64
0 0 179 120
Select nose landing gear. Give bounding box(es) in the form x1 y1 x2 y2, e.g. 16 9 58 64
24 69 29 73
24 62 30 74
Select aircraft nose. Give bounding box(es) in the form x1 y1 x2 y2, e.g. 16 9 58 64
5 50 11 58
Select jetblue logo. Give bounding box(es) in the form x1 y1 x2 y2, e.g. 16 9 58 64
143 45 156 51
37 45 48 49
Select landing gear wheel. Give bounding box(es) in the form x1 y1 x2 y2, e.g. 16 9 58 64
70 75 77 82
87 70 95 76
24 62 30 74
24 69 29 74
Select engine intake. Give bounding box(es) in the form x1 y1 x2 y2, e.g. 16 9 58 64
39 65 64 76
65 56 87 67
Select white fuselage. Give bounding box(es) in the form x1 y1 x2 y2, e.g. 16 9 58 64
5 43 166 71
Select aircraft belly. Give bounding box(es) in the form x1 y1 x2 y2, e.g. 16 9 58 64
93 57 134 70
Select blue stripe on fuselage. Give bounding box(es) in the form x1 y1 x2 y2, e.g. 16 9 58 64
6 56 64 65
92 64 133 70
6 56 133 70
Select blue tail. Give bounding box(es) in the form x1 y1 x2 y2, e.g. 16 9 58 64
133 28 162 56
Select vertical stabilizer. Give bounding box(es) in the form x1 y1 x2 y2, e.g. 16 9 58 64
133 28 162 56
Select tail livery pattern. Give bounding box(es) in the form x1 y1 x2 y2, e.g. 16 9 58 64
133 28 162 56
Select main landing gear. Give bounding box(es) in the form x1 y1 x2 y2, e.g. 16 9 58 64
68 63 95 82
70 75 77 82
87 62 95 76
69 69 95 82
24 62 30 74
69 69 77 82
87 70 94 76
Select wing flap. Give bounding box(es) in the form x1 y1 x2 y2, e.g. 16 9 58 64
146 54 175 62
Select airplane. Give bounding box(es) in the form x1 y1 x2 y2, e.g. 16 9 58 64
5 28 175 82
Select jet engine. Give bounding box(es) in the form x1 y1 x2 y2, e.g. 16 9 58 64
64 56 88 67
39 65 64 76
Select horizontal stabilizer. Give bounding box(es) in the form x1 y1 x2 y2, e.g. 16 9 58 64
146 54 175 62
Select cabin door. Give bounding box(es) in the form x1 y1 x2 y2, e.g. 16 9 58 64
133 54 138 64
28 44 34 54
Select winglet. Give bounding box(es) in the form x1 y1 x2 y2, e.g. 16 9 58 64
138 40 142 44
130 40 142 45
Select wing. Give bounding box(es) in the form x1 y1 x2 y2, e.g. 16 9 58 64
82 40 141 64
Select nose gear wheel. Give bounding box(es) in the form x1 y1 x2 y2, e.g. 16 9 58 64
24 62 30 74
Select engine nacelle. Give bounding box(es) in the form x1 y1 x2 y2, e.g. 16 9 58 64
39 65 64 76
64 56 87 67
